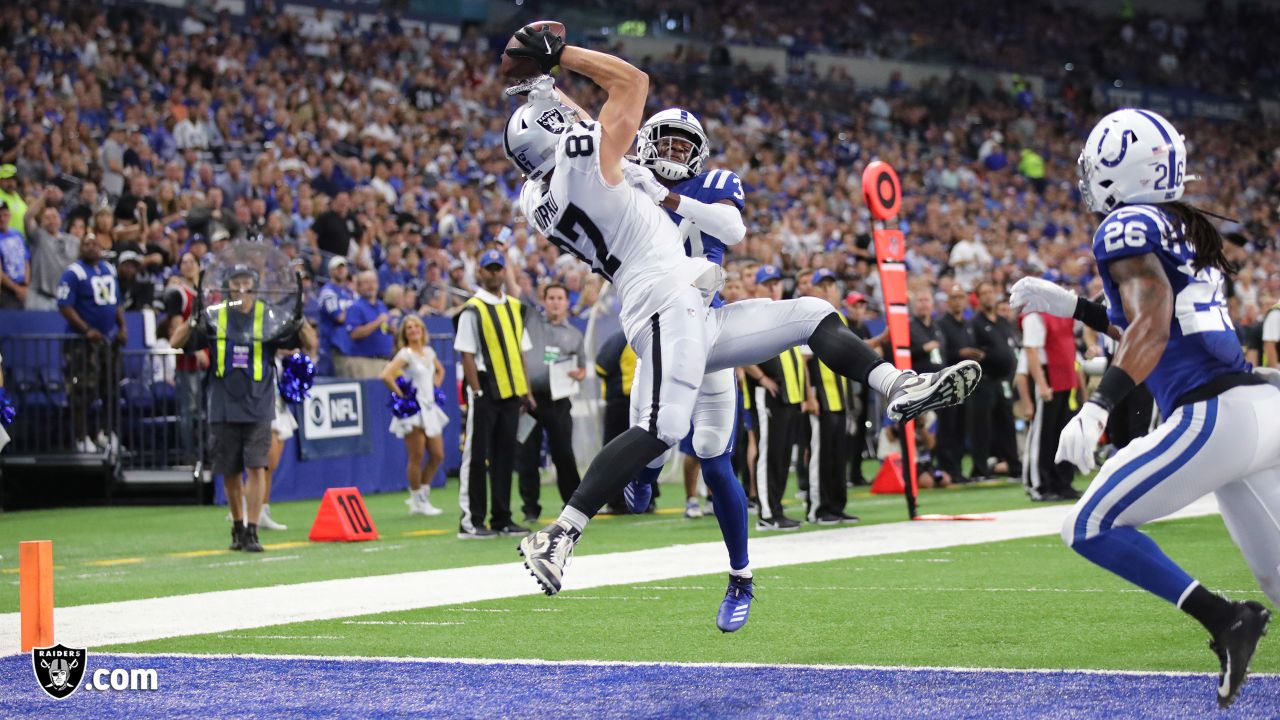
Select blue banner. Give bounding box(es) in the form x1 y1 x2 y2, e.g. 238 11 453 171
298 380 371 460
1097 86 1251 122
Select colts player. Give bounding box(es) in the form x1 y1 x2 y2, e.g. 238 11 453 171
1012 108 1280 708
620 108 755 632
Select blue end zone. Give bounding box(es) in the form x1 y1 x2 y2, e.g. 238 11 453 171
1 653 1277 718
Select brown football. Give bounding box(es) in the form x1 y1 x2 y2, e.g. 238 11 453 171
501 20 566 80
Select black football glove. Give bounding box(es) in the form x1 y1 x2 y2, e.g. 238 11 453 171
505 24 566 74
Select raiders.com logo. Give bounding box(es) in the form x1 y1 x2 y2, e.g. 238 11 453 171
32 644 87 699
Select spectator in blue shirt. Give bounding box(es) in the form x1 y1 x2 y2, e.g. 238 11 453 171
342 270 394 378
0 200 29 309
377 241 413 292
57 233 126 453
316 255 356 375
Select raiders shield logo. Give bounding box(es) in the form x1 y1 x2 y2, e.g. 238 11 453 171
535 108 569 134
32 644 87 699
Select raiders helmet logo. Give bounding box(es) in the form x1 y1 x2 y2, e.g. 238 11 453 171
32 644 87 700
536 108 570 134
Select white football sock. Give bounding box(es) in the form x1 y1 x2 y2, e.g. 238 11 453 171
868 363 905 397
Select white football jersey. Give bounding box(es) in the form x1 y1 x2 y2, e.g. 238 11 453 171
520 120 719 338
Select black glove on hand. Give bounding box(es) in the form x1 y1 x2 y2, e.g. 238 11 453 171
505 24 566 74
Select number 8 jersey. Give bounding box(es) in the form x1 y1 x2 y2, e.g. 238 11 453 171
520 120 719 338
1093 203 1250 416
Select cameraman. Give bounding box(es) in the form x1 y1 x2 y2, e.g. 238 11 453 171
171 264 312 552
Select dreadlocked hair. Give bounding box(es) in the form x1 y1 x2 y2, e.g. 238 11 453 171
1161 202 1237 275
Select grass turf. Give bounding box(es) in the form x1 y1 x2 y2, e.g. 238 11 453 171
104 515 1274 673
0 467 1039 612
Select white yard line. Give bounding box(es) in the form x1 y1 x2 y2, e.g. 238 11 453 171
0 497 1221 654
101 649 1278 679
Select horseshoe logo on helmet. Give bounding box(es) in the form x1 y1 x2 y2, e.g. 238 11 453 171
1098 127 1139 168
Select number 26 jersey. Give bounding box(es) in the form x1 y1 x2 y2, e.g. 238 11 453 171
520 120 718 338
1093 203 1250 416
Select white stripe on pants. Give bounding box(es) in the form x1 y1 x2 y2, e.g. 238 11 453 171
754 387 772 520
457 389 478 533
1023 394 1044 494
1061 383 1280 605
807 415 821 522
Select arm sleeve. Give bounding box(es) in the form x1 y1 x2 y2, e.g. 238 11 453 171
1021 313 1046 348
675 194 746 246
454 309 479 355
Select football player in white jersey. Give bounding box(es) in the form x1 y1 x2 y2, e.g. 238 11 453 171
501 26 981 597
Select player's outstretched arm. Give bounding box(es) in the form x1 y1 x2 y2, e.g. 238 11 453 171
1010 276 1122 341
558 46 648 186
1054 253 1171 473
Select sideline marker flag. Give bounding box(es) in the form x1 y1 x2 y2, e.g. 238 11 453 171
861 161 920 518
19 540 54 652
309 487 379 542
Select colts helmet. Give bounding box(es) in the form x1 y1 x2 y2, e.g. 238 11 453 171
503 78 579 182
1078 108 1187 214
636 107 710 182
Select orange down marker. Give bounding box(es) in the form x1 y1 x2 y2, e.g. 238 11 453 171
19 540 54 652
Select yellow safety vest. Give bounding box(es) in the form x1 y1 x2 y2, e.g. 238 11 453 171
215 300 265 381
779 347 804 405
741 374 752 410
466 296 528 399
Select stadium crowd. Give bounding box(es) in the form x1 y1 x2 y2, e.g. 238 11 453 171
1 1 1279 496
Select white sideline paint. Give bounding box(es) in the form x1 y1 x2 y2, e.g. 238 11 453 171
103 650 1280 679
0 497 1221 654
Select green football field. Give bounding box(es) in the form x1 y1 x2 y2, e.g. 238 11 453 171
2 470 1273 675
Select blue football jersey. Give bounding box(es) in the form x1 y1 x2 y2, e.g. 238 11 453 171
56 259 119 336
667 168 746 267
1093 204 1249 416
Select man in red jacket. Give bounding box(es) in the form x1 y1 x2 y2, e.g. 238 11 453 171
1021 308 1080 501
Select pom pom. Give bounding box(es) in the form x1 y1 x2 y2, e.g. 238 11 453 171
0 387 15 427
278 352 316 405
434 386 448 408
390 376 421 419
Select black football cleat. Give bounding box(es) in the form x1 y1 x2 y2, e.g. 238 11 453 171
229 525 244 552
1211 599 1270 709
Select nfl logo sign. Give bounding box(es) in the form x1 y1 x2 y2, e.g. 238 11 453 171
32 644 87 699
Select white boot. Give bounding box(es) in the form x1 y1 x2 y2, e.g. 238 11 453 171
418 487 443 516
407 489 427 515
258 503 287 531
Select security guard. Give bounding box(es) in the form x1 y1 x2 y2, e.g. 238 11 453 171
172 263 311 552
454 249 534 539
744 265 806 530
805 269 859 524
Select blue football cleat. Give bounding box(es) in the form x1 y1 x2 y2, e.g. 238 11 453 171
716 574 754 633
623 478 652 514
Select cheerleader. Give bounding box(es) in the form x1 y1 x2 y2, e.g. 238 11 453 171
380 314 448 516
263 322 317 530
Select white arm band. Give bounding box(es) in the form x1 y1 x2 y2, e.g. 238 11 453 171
674 195 746 246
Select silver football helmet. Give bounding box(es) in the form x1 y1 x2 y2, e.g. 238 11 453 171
502 76 579 182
